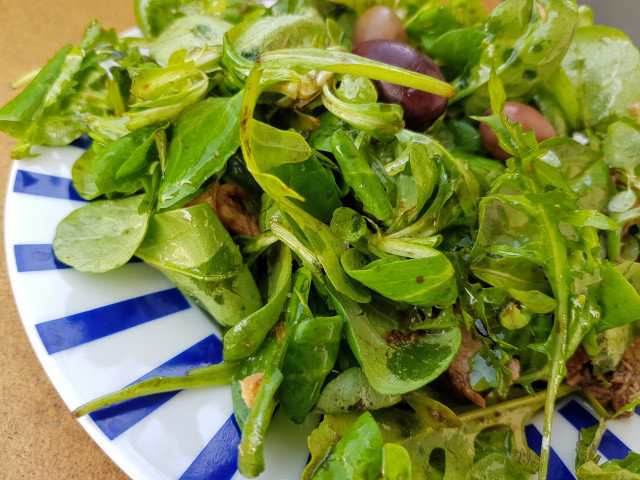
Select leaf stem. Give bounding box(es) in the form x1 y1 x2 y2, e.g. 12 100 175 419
73 362 237 417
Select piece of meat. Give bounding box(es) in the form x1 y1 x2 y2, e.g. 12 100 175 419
565 338 640 417
448 327 486 408
186 182 260 237
239 372 264 408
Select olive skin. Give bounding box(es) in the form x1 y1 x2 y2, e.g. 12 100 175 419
480 102 557 161
353 40 448 131
352 6 408 45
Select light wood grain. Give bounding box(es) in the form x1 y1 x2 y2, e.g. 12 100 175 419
0 1 134 478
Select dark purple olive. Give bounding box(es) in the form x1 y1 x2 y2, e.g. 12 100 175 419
480 102 557 161
352 6 408 45
352 40 448 131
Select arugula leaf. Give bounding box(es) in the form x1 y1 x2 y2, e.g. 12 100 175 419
53 194 150 273
158 93 242 211
135 203 262 327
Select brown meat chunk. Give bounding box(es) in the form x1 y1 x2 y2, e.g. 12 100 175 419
448 327 486 408
565 338 640 417
186 183 260 237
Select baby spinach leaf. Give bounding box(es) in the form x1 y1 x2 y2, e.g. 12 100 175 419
135 203 262 326
158 93 242 211
562 26 640 130
331 131 394 221
342 248 458 308
53 194 150 273
312 411 384 480
327 286 461 395
315 367 401 415
280 315 344 423
223 244 292 360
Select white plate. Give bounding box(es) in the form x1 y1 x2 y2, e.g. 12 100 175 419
6 143 640 479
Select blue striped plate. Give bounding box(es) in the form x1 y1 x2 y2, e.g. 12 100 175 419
6 144 640 479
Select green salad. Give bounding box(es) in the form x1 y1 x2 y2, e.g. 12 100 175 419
4 0 640 478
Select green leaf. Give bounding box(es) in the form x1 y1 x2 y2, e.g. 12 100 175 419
322 84 404 142
471 256 550 293
0 44 78 138
223 244 292 360
135 203 262 327
597 263 640 332
330 131 394 221
327 287 461 395
280 315 343 423
149 15 231 66
270 154 342 224
313 411 384 480
604 119 640 177
454 0 579 100
158 93 242 211
234 13 327 59
341 248 458 308
91 125 159 196
237 366 284 478
71 148 101 200
562 26 640 130
540 138 613 211
577 453 640 479
381 443 412 480
315 367 401 415
251 120 312 170
53 195 150 273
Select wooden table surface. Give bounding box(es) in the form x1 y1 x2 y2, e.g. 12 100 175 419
0 1 133 478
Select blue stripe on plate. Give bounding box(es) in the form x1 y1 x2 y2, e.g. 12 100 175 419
525 424 575 479
15 244 70 272
179 415 240 480
14 243 142 272
559 400 630 460
90 334 223 440
13 170 87 202
35 288 190 355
